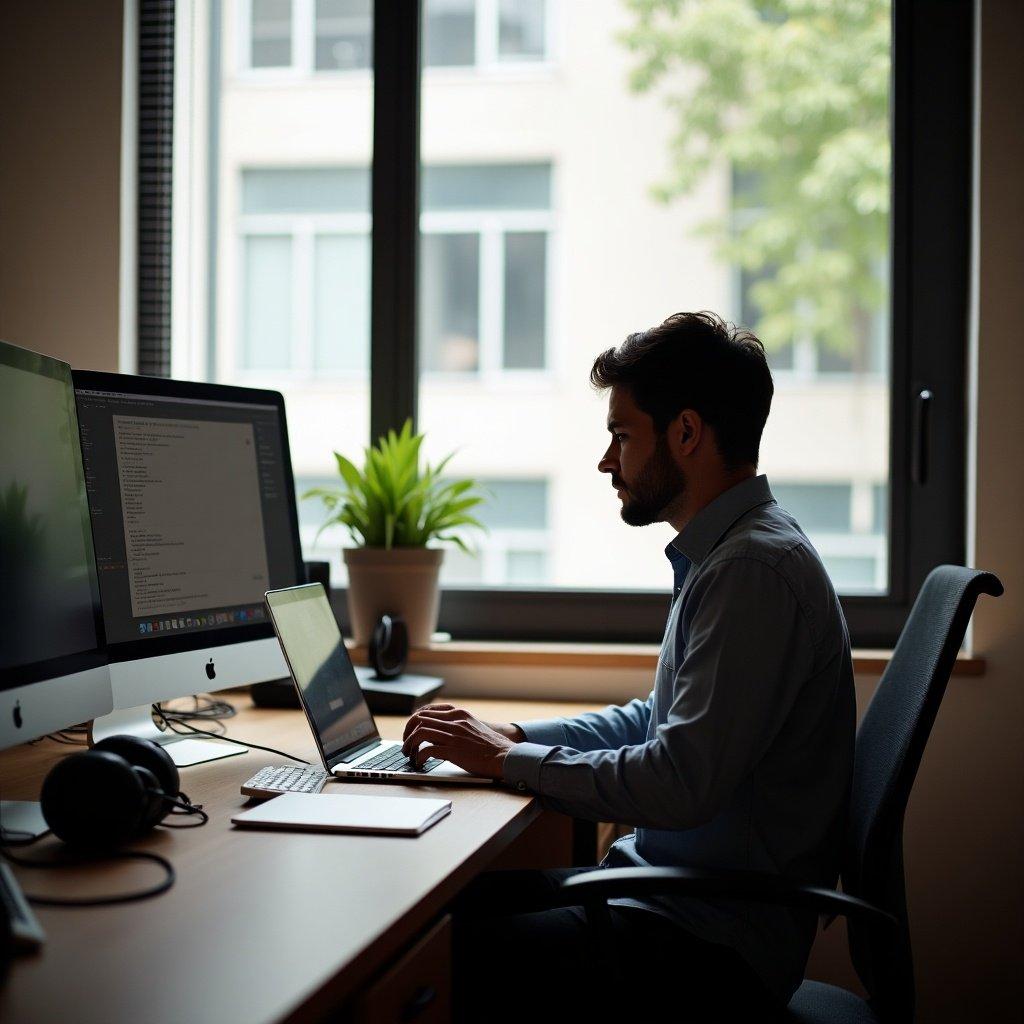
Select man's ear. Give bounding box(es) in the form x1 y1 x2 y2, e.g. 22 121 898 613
674 409 702 457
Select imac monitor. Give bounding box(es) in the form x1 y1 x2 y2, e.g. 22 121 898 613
72 371 305 764
0 340 112 833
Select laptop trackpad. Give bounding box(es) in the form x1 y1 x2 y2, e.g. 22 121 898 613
433 761 476 778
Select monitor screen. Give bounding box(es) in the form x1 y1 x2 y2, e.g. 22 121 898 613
0 341 105 690
73 374 304 656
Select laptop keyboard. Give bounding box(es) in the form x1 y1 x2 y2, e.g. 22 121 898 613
358 747 443 774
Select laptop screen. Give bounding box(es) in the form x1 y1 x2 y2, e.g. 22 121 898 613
266 584 378 765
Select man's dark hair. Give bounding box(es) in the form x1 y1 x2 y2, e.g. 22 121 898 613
590 311 774 469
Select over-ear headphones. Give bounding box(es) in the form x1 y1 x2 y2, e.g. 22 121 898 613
40 735 194 848
368 614 409 680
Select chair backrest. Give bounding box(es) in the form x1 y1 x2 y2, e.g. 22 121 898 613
842 565 1002 1022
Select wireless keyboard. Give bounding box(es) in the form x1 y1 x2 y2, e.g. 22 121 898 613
241 765 330 800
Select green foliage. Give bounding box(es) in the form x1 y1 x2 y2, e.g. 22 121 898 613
302 420 487 553
620 0 891 363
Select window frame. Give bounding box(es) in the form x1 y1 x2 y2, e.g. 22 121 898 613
151 0 973 646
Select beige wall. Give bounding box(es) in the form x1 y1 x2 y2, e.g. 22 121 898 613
0 0 123 371
0 1 1020 1019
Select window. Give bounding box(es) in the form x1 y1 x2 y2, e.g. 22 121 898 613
164 0 971 644
250 0 292 67
315 0 372 70
420 164 551 375
424 0 549 68
243 0 548 75
237 169 371 376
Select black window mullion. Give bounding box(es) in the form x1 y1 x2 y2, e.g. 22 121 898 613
370 0 422 442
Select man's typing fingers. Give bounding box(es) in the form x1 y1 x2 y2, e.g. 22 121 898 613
402 724 460 759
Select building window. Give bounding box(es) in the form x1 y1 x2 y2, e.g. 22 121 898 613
250 0 293 68
237 163 549 379
737 263 888 379
237 168 371 377
314 0 372 70
242 0 549 75
425 0 549 68
420 164 552 375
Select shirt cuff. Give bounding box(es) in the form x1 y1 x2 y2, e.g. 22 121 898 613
513 717 569 747
502 741 553 793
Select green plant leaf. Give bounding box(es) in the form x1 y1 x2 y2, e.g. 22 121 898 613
320 421 488 551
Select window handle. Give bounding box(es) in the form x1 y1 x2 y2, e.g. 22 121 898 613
911 388 933 486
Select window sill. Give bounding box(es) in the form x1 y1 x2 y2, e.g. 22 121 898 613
347 640 986 677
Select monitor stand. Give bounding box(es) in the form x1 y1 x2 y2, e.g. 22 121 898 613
0 800 49 842
89 706 248 768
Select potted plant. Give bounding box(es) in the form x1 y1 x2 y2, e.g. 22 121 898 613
303 420 486 647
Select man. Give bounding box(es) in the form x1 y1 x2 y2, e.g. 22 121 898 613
402 311 855 1019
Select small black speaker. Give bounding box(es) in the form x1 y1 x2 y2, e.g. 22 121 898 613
368 614 409 680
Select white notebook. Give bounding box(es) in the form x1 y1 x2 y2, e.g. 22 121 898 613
231 792 452 836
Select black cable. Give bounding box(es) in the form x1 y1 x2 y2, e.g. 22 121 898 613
158 791 209 828
1 846 175 907
159 694 237 724
152 704 309 765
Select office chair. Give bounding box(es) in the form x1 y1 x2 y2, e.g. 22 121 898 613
547 565 1003 1023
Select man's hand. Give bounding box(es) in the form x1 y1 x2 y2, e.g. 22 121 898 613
401 704 523 779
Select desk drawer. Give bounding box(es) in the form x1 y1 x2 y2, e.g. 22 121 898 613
352 915 451 1024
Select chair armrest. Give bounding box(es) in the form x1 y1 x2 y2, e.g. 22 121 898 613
553 866 897 928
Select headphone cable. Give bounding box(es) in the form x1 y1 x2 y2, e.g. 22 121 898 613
158 790 209 828
1 845 175 907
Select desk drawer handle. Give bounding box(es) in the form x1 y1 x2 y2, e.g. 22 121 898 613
400 984 437 1020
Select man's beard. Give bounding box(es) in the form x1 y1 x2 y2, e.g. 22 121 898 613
613 435 687 527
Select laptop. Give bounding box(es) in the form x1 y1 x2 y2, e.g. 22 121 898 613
264 584 492 785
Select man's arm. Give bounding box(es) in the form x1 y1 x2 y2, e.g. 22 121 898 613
409 693 656 754
510 694 655 751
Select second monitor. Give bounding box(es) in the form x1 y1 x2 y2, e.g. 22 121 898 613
74 371 306 764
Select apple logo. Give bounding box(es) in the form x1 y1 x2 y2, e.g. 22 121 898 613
205 659 216 681
13 701 23 729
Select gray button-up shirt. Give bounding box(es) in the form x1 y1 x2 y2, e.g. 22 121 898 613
503 474 855 1003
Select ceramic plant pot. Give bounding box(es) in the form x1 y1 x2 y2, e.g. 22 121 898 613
342 547 445 647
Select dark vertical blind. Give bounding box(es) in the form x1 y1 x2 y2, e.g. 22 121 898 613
137 0 175 377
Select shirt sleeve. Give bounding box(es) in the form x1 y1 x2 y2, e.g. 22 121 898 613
510 693 654 750
502 558 816 827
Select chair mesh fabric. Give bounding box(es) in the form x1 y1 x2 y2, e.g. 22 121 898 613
841 566 1002 1022
788 980 881 1024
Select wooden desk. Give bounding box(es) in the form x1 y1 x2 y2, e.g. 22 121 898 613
0 696 601 1024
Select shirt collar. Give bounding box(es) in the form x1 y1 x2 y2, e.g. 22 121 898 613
666 474 775 568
